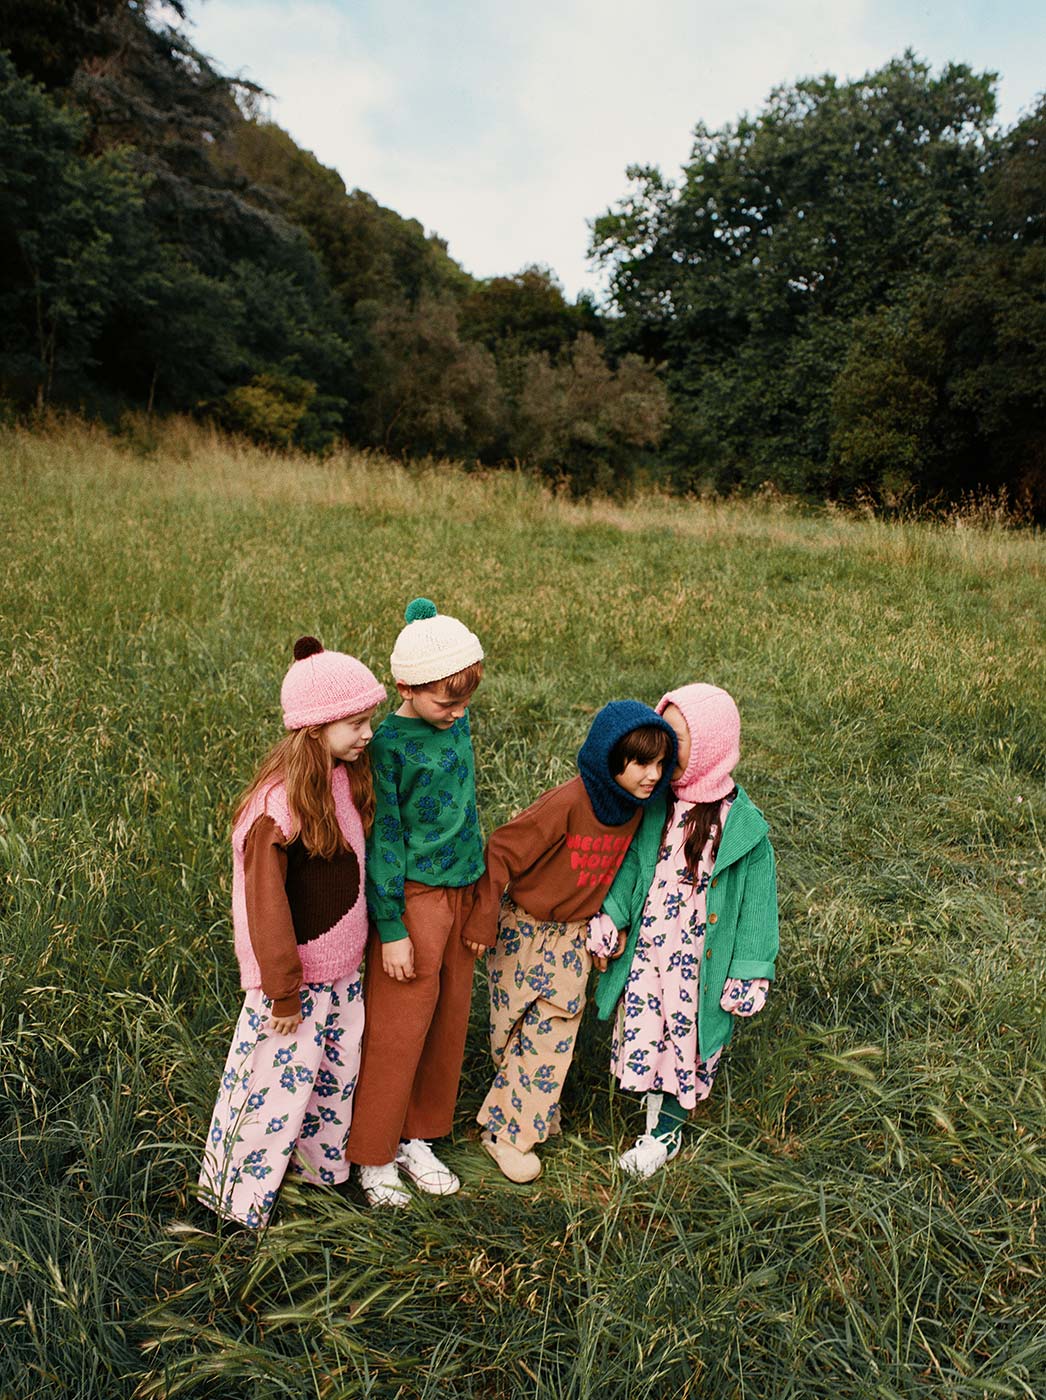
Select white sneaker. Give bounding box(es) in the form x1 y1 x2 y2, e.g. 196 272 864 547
358 1161 410 1207
395 1139 460 1195
618 1132 682 1179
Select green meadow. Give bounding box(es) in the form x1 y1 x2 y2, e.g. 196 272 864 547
1 420 1044 1400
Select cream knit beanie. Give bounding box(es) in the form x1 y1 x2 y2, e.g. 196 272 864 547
390 598 484 686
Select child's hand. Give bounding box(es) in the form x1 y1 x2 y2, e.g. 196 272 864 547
590 920 626 971
719 977 770 1017
462 938 488 957
270 1013 301 1035
382 937 416 982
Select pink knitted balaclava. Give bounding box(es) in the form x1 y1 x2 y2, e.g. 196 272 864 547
656 683 740 803
280 636 386 730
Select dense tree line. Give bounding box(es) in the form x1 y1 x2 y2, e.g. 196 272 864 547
593 54 1046 507
0 0 664 489
1 4 1043 504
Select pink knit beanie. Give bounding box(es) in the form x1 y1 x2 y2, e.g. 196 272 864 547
280 636 386 730
657 683 740 803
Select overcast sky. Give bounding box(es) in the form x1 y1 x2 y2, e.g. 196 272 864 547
179 0 1046 299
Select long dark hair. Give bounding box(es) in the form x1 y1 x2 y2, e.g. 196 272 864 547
664 795 729 881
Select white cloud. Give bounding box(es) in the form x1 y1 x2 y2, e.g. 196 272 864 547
186 1 397 179
183 0 1044 299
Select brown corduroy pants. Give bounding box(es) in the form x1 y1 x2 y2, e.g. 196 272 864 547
345 880 476 1166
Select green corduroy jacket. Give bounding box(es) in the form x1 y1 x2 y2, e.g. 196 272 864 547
593 784 779 1063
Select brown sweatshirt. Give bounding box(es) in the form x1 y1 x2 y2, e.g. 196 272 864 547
462 777 641 946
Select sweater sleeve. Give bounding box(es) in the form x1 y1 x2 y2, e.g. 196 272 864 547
242 815 303 1018
726 839 779 981
460 797 557 948
602 836 642 933
365 743 411 944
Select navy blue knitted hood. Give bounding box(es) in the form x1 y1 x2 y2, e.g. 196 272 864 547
577 700 678 826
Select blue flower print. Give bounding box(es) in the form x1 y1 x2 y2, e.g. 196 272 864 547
236 1041 252 1056
320 1168 336 1185
210 1122 223 1145
260 1190 277 1214
664 892 686 920
533 1065 559 1095
245 1206 261 1229
299 1111 321 1138
561 948 583 977
322 1143 342 1161
243 1151 272 1180
274 1047 293 1066
279 1067 298 1093
294 1064 313 1085
246 1089 269 1112
221 1069 238 1092
265 1116 288 1135
314 1068 337 1098
247 1008 262 1032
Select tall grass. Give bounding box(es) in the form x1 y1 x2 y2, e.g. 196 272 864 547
1 419 1043 1399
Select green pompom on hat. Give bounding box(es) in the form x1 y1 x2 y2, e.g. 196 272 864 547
391 597 484 685
404 597 438 623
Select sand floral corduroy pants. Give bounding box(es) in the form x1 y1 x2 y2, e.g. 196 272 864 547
477 899 591 1151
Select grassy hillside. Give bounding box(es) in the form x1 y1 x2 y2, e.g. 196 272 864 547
1 420 1044 1400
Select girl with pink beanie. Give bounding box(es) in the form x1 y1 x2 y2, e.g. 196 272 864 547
591 683 778 1177
198 636 386 1227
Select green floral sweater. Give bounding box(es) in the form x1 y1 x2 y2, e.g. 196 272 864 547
365 711 484 943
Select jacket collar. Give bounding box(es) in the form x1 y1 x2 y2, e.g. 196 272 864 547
715 785 768 869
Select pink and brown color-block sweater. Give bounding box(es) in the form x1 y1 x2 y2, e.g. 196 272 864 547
231 764 369 1017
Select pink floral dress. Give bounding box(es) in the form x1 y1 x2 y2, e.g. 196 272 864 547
610 795 769 1109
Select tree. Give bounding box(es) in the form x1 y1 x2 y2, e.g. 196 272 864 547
355 294 503 459
459 265 599 359
0 54 142 404
592 53 997 495
828 97 1046 507
514 334 668 493
225 121 471 312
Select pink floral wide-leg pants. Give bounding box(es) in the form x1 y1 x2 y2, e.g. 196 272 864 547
198 975 364 1228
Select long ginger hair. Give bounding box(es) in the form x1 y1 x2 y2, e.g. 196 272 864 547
234 728 376 859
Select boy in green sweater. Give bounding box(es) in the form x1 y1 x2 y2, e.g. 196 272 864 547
345 598 488 1205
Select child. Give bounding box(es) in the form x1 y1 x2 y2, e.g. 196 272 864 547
592 683 778 1178
462 700 678 1183
344 598 486 1206
198 636 386 1228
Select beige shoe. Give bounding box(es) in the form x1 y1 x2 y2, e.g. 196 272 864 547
480 1131 542 1183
